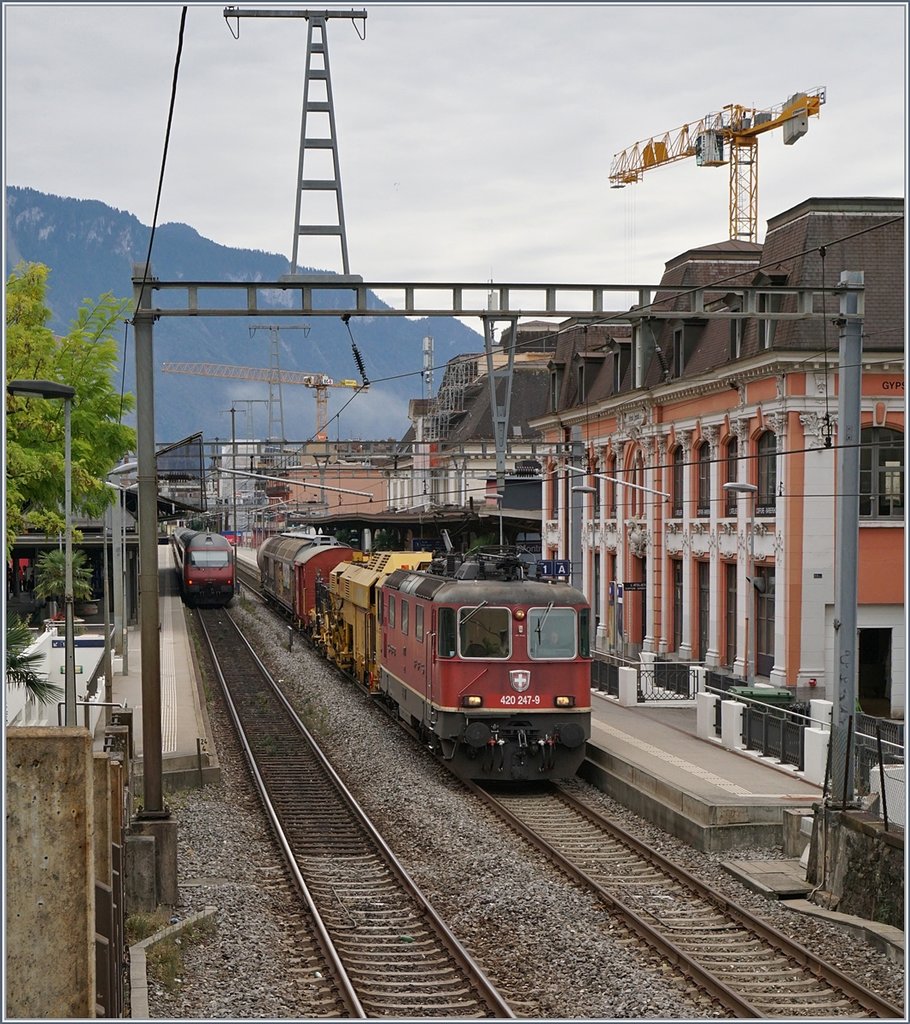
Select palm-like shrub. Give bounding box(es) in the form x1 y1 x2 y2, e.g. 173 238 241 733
5 615 63 705
33 548 93 615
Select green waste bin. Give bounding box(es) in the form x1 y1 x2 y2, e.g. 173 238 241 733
728 686 794 714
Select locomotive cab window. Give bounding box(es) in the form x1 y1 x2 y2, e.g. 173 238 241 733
578 608 591 657
438 607 456 657
401 600 409 636
528 607 577 659
387 594 396 629
415 605 424 642
459 606 511 659
190 550 231 567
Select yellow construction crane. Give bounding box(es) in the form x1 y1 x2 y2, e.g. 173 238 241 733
161 361 365 442
609 88 826 243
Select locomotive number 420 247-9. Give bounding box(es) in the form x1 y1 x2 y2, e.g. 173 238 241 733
498 694 541 706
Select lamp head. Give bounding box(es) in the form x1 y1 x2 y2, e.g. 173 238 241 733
7 379 75 401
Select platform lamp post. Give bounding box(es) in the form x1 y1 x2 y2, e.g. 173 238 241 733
724 481 758 685
106 461 138 685
494 492 504 547
7 379 77 725
571 484 597 634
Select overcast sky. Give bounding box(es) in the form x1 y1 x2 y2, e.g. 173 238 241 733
4 2 907 294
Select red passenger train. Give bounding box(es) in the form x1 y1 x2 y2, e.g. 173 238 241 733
171 529 235 607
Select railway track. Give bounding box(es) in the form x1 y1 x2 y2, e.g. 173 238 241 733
234 560 262 599
469 781 902 1019
197 606 514 1019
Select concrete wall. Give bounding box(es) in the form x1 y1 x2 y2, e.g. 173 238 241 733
6 729 97 1017
807 807 904 928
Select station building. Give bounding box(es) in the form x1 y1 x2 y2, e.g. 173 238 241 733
534 197 905 717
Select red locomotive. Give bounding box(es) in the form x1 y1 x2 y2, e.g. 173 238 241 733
171 529 235 607
316 547 592 781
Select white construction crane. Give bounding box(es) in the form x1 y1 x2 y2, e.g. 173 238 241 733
162 361 365 442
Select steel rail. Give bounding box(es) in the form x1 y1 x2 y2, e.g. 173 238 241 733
468 781 903 1019
198 607 515 1019
197 609 365 1018
556 784 904 1017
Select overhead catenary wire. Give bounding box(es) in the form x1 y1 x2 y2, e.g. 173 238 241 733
130 7 188 324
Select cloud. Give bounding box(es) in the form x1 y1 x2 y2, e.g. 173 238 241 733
5 3 906 293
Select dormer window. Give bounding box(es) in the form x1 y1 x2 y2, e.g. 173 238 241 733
549 362 564 413
612 342 631 394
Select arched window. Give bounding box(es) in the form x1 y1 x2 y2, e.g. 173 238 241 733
696 442 711 517
756 431 777 514
606 451 617 519
631 452 645 518
671 445 684 518
860 427 904 519
724 437 739 515
626 452 646 520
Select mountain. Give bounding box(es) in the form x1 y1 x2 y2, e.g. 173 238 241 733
6 187 483 443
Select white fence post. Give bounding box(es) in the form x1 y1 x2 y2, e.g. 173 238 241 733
618 666 639 707
720 699 745 750
696 691 717 740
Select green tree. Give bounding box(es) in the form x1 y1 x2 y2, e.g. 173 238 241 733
33 549 94 614
5 262 136 557
5 615 64 706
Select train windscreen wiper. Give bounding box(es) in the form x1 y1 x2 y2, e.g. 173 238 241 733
536 601 554 641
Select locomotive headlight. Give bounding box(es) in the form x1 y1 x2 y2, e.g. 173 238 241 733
555 695 576 708
510 670 531 693
461 695 483 707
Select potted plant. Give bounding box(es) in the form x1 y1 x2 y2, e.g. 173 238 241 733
33 549 94 620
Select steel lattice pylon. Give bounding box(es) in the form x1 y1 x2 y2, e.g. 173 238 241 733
224 7 366 274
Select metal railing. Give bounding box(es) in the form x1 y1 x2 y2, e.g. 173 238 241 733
641 659 699 700
742 702 807 770
829 715 906 830
592 654 703 701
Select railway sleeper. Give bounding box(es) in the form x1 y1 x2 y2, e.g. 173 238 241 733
358 996 483 1012
357 979 476 992
342 953 453 968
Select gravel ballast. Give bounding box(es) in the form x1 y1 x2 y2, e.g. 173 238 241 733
147 600 905 1018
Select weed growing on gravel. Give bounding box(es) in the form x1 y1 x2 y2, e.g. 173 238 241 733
126 910 171 944
128 911 217 994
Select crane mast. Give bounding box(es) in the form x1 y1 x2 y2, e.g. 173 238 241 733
610 87 826 242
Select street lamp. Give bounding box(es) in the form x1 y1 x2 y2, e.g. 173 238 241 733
7 379 78 725
106 461 138 680
724 481 759 685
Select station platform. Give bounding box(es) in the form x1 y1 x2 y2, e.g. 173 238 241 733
94 545 220 790
584 694 822 854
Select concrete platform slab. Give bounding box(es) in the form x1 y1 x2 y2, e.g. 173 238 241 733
95 545 219 789
721 857 814 898
583 693 821 852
